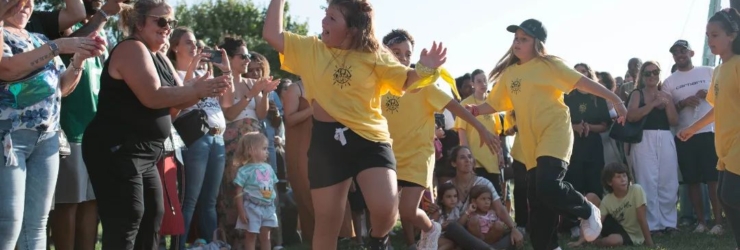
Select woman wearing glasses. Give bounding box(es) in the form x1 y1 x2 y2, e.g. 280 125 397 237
81 0 230 248
626 61 680 234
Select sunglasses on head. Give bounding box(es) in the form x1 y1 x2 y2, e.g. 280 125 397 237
642 69 660 77
148 15 178 28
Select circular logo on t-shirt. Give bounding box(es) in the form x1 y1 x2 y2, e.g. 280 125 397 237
384 95 400 114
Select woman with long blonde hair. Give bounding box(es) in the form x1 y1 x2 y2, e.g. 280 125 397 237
466 19 627 250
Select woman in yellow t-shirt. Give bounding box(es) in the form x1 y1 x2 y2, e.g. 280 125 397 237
678 8 740 249
455 69 505 195
380 29 499 250
466 19 627 250
262 1 491 249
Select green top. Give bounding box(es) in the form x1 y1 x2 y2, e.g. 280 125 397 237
60 23 107 143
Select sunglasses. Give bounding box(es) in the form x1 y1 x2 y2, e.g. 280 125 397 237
148 15 178 28
233 53 249 60
642 69 660 77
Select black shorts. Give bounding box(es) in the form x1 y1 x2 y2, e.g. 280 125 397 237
307 119 396 189
601 214 634 245
676 132 719 184
398 179 424 188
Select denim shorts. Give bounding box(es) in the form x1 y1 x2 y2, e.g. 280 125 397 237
235 199 278 233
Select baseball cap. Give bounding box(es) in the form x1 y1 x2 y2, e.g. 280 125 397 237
669 40 691 53
507 19 548 43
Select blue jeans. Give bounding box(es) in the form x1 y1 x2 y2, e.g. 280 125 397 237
180 134 225 248
0 128 59 250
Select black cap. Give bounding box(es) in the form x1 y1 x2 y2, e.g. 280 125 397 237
669 40 691 53
507 19 547 43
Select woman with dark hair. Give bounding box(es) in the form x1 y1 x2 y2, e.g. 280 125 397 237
456 73 473 101
81 0 230 248
596 71 625 167
627 61 679 233
679 8 740 248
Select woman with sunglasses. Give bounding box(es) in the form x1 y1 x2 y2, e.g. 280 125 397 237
81 0 231 248
217 36 280 249
626 61 679 234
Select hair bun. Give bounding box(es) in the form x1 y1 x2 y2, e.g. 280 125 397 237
359 1 372 13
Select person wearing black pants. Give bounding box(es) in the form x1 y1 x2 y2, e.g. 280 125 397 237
511 159 528 229
718 171 740 249
467 19 627 250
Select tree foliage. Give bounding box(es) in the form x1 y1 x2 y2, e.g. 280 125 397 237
175 0 309 79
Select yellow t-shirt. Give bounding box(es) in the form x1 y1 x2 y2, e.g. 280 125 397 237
600 184 647 245
707 55 740 175
279 32 409 143
383 84 453 187
454 96 502 174
486 57 582 170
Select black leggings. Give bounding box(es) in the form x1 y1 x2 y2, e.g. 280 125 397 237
718 171 740 248
527 156 592 250
83 140 165 250
512 160 528 227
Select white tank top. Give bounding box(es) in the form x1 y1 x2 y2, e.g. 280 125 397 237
230 79 260 122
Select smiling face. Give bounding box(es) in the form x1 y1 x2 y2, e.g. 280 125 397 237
230 46 251 74
175 31 198 62
138 5 175 51
641 64 661 88
388 40 413 66
670 46 693 69
321 5 351 49
5 0 33 28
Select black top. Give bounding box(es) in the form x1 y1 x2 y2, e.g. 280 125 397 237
26 11 61 40
642 107 671 130
85 39 175 146
565 91 612 163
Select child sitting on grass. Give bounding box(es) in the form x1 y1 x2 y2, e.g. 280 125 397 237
569 162 654 247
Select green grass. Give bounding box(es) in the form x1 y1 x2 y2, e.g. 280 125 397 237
54 222 735 250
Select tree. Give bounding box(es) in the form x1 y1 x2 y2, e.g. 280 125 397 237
175 0 309 79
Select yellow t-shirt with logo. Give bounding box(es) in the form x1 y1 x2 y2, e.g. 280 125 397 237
383 84 453 187
706 55 740 175
486 57 582 170
279 32 409 143
600 184 647 245
454 96 501 174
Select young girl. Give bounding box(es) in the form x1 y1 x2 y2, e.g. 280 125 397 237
263 0 460 249
430 182 459 250
568 162 654 247
232 132 279 250
380 29 498 250
678 8 740 249
467 18 628 250
455 69 504 195
465 185 508 245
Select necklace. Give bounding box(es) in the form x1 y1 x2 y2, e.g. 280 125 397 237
455 173 477 204
5 27 30 40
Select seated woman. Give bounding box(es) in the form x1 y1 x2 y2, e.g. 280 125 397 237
427 146 524 250
569 162 654 248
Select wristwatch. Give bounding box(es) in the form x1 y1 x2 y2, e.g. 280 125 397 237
48 41 60 56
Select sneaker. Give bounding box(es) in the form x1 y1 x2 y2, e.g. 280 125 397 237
272 247 284 250
570 226 581 238
580 201 603 242
709 225 724 235
693 224 708 233
553 247 563 250
416 221 441 250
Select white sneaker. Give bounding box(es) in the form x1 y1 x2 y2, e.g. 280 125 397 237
416 221 441 250
693 224 708 233
709 225 724 235
553 247 563 250
580 201 603 242
570 226 581 238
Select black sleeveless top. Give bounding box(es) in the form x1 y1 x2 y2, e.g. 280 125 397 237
86 39 175 146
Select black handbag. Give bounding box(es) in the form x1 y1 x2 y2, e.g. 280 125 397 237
173 109 209 147
609 89 647 143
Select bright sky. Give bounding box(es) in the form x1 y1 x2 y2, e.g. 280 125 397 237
189 0 729 79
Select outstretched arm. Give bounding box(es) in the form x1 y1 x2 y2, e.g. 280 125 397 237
574 76 627 124
263 0 285 53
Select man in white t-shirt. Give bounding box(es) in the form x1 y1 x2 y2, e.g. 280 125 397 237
662 40 723 234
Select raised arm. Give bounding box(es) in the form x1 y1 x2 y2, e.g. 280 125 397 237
69 0 126 37
0 36 103 81
58 0 86 31
262 0 285 53
574 76 627 121
446 100 500 153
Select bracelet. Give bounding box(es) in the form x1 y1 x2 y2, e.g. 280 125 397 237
415 61 437 78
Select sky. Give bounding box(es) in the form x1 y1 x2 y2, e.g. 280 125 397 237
187 0 728 79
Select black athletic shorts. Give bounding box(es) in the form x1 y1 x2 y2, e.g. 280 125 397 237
676 132 719 184
307 119 396 189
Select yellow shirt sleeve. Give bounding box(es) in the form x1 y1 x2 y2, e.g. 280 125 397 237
633 185 647 207
487 82 514 112
376 51 409 96
707 67 720 106
279 32 322 76
548 57 583 93
425 85 453 112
